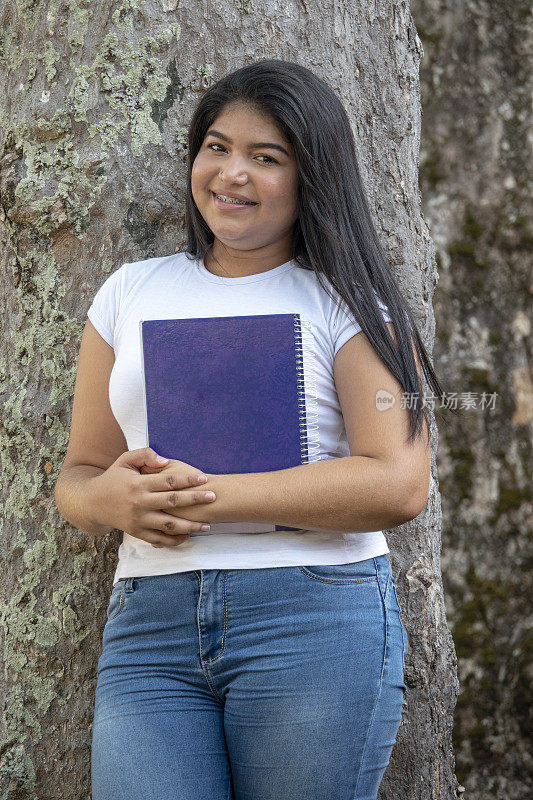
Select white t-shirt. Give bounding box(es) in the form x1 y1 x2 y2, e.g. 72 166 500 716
86 251 392 585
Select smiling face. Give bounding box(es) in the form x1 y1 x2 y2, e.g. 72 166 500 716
191 102 299 271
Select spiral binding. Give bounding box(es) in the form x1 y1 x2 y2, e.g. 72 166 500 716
293 314 321 463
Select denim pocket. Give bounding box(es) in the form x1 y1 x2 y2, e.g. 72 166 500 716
106 580 127 621
297 557 378 584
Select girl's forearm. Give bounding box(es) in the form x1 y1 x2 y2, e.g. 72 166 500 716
168 456 425 533
54 465 114 537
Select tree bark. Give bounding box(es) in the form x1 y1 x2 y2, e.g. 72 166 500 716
412 2 533 799
0 1 457 797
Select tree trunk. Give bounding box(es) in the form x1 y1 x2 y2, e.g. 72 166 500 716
0 1 458 797
412 2 533 799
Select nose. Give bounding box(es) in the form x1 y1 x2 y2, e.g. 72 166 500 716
218 153 249 182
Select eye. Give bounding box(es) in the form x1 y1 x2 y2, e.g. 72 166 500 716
206 143 277 164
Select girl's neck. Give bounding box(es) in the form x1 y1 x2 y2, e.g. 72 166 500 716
205 243 294 278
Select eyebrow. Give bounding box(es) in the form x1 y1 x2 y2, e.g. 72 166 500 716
205 129 291 157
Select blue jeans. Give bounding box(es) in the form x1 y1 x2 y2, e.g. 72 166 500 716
91 554 408 800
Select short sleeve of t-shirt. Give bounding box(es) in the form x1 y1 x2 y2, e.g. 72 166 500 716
86 266 124 348
329 290 392 358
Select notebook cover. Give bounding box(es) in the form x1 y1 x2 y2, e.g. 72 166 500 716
139 314 310 534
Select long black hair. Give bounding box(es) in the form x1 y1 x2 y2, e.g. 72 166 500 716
185 58 450 445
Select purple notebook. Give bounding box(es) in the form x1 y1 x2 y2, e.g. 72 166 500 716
139 313 314 534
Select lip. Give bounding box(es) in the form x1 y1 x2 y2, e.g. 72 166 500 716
211 190 258 208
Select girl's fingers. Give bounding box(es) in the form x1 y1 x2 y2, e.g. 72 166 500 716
143 489 216 510
147 511 210 536
143 471 209 493
142 530 191 548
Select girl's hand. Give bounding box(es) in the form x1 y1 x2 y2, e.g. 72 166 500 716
90 447 216 548
140 457 220 529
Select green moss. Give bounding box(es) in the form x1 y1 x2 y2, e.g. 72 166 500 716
467 367 490 387
447 206 492 272
512 214 529 229
415 23 444 45
0 739 37 797
101 256 113 274
89 28 183 157
448 446 475 500
0 7 186 793
462 208 485 242
15 0 45 33
111 0 145 29
453 460 472 484
421 153 445 188
518 439 532 480
42 41 61 82
495 485 533 513
447 446 475 467
487 208 533 253
67 2 91 51
448 240 476 258
481 641 497 667
9 26 184 235
463 367 499 395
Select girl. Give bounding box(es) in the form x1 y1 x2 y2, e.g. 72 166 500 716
55 59 441 800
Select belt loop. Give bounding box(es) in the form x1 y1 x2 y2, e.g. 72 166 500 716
124 577 135 592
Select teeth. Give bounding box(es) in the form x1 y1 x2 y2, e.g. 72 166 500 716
216 194 253 205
